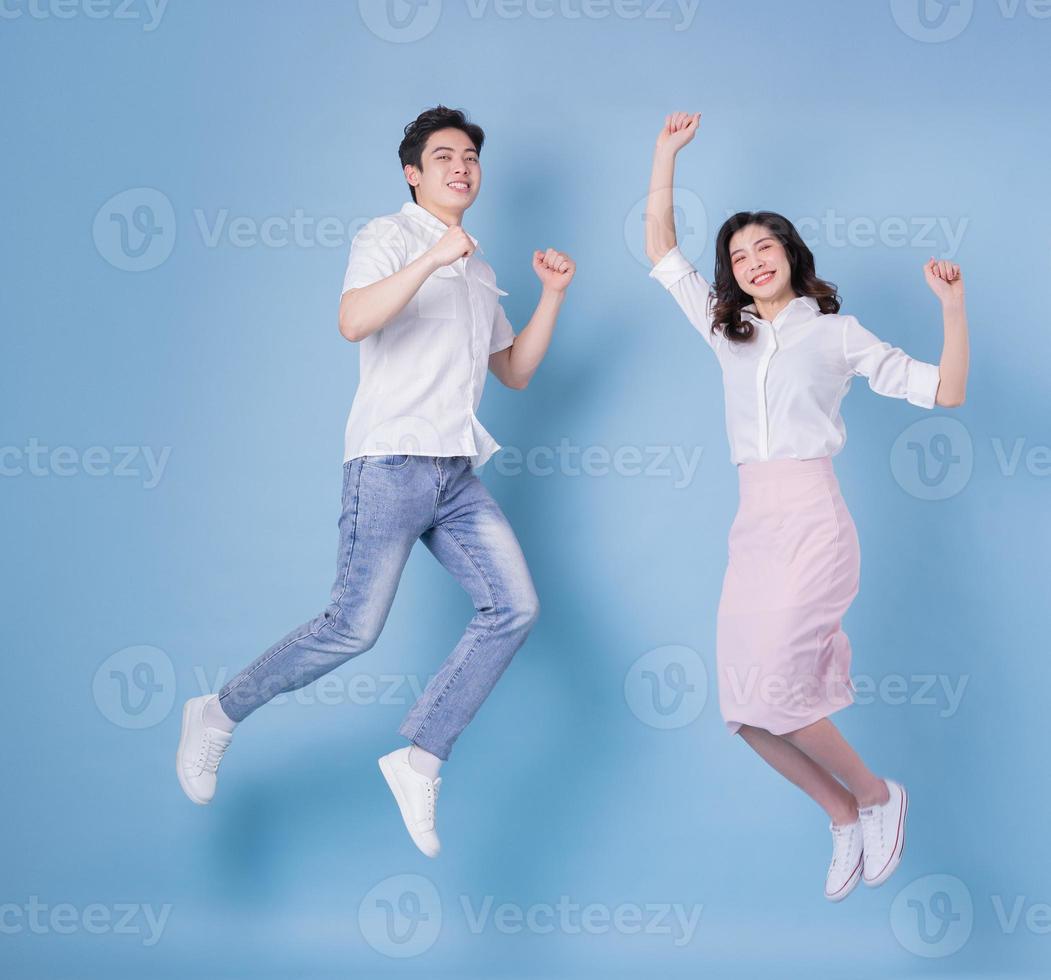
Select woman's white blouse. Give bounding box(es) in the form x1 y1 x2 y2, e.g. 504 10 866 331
340 201 516 469
649 246 941 465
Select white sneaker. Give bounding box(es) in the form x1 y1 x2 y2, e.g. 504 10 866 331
378 747 441 858
859 779 908 887
824 819 864 902
176 695 234 805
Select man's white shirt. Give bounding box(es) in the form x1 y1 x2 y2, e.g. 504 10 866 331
341 201 516 468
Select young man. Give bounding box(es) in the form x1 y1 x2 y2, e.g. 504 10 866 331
176 106 575 857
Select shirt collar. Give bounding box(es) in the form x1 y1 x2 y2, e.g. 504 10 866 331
400 201 481 253
740 294 820 325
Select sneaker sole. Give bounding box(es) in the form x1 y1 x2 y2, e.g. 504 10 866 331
176 699 210 806
825 854 864 902
863 785 908 887
378 755 438 859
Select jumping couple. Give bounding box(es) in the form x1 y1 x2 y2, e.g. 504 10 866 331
176 106 970 902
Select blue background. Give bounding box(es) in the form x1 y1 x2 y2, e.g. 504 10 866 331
3 0 1049 977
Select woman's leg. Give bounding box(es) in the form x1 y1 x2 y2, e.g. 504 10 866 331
780 717 890 808
738 724 860 825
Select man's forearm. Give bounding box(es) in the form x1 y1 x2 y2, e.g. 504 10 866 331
504 288 565 386
339 251 441 342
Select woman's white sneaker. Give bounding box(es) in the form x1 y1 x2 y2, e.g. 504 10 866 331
176 695 234 805
824 818 865 901
859 779 908 887
378 747 441 858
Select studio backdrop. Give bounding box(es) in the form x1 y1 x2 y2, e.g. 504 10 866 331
3 1 1049 978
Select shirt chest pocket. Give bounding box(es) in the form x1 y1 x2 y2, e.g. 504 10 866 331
415 266 460 320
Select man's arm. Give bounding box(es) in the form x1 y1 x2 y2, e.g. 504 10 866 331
339 225 473 342
489 248 575 390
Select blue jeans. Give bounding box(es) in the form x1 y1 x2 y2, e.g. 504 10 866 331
217 455 540 759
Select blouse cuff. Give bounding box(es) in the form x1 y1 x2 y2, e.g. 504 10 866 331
906 359 941 409
648 245 695 289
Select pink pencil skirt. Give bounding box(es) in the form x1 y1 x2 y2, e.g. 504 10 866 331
716 455 861 736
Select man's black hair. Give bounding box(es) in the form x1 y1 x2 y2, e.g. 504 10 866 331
398 105 485 203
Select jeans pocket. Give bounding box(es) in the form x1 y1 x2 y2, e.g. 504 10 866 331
361 453 412 468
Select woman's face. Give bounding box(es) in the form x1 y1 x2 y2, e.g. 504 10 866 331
727 224 793 303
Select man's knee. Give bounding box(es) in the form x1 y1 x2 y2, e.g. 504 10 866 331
508 592 540 634
322 606 383 654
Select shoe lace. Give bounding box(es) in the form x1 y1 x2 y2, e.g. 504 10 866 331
198 729 232 774
424 777 441 819
829 823 854 870
858 805 884 849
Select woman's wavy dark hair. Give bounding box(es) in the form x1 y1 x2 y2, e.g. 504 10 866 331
711 211 841 345
398 105 485 203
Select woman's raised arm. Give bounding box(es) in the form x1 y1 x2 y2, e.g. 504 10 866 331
644 111 701 266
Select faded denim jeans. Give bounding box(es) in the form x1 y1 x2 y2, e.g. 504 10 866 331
217 455 540 759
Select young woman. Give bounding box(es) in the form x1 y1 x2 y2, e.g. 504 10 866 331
644 112 970 901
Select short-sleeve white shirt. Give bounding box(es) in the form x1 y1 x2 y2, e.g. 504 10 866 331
340 201 516 468
649 246 941 464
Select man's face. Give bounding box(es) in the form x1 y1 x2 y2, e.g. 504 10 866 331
406 127 481 212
